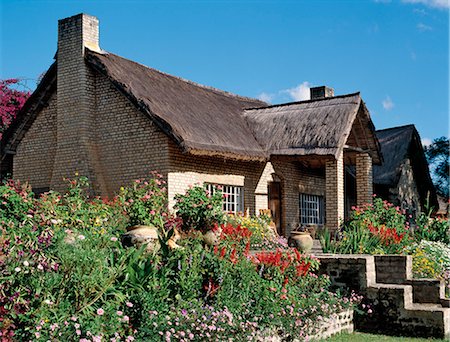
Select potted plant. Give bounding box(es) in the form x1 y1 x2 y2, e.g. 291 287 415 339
173 185 225 246
119 174 168 252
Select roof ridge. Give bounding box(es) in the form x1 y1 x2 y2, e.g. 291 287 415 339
375 124 416 132
244 92 361 111
86 48 267 105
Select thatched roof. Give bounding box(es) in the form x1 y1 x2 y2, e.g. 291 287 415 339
86 49 267 161
244 93 382 163
373 124 437 209
2 48 382 166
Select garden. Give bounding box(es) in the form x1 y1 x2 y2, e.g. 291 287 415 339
320 196 450 294
0 174 361 341
0 173 448 341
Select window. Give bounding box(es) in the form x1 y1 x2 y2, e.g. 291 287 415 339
205 183 244 214
299 193 324 225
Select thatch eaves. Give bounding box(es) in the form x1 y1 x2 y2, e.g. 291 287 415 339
244 93 382 163
373 124 437 210
85 49 268 161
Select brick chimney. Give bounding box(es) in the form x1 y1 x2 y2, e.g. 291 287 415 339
51 14 107 195
310 86 335 100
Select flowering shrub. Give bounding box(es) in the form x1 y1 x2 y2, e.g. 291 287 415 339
174 185 225 232
0 78 30 139
0 180 34 225
408 240 450 278
0 176 360 341
118 172 168 228
226 214 288 250
414 209 449 244
321 197 411 254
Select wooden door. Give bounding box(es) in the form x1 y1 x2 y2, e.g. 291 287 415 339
268 182 282 235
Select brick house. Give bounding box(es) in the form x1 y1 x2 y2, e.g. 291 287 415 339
372 124 438 217
0 13 383 237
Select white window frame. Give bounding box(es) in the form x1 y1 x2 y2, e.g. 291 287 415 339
205 183 244 214
299 193 324 225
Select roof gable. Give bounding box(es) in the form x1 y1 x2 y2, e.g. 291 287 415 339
244 93 381 163
373 124 437 210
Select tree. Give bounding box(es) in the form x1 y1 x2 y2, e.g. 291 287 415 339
424 136 449 199
0 79 30 140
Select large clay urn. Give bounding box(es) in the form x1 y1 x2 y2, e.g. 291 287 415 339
203 226 222 246
290 231 313 253
121 225 160 252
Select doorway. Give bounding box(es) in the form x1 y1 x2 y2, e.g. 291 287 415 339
268 182 282 235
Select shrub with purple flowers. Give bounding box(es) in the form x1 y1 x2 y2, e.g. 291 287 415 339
0 174 361 341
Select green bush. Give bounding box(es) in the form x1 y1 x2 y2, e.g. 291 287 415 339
0 176 360 341
321 197 411 254
414 205 449 244
173 184 225 232
117 172 168 228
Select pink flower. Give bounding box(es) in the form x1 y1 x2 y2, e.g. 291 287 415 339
117 310 123 316
76 329 81 336
97 308 104 315
35 332 41 338
126 301 133 307
126 337 135 342
150 210 156 215
110 237 118 242
122 315 130 322
78 235 86 240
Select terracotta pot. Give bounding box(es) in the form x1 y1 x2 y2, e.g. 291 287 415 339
290 231 313 253
121 225 160 252
203 227 222 246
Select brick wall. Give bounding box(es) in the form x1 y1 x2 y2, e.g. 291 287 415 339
356 152 373 206
270 158 327 236
325 152 344 231
94 72 170 197
167 141 266 213
14 93 58 189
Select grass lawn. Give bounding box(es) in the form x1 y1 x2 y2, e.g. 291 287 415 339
323 332 445 341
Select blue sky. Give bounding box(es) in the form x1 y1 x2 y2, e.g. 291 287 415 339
1 0 448 144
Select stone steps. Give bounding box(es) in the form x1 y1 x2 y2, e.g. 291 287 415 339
317 254 450 339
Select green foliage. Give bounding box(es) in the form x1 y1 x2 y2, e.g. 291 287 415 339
117 172 168 228
0 180 34 225
0 176 360 341
424 136 449 199
173 184 225 232
321 197 411 254
407 240 450 295
414 202 449 244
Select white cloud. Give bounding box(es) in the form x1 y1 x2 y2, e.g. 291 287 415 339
283 82 311 101
382 96 395 110
402 0 450 9
257 92 274 103
417 22 433 31
422 138 432 146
